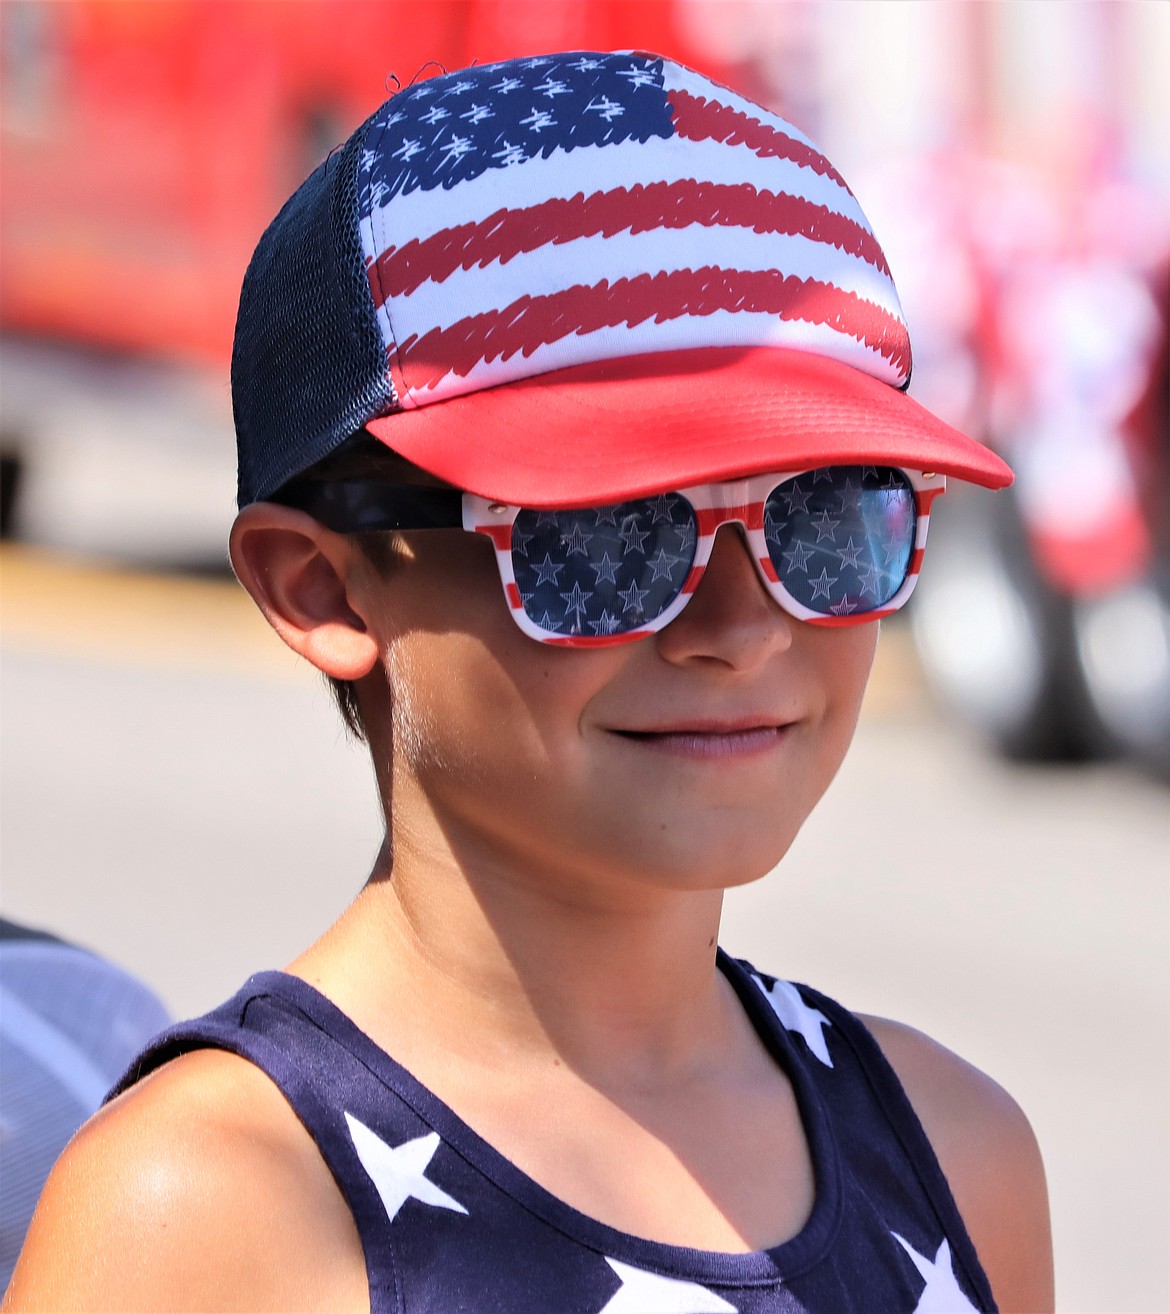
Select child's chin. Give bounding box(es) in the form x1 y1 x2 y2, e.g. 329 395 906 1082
633 837 797 894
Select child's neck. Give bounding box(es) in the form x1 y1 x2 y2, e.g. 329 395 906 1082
287 828 816 1255
293 830 738 1082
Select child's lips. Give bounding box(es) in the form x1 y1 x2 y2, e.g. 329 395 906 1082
609 720 795 758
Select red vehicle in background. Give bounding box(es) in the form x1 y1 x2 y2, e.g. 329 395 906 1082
2 0 729 365
0 0 736 563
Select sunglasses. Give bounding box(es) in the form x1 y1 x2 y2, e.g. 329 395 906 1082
283 465 945 647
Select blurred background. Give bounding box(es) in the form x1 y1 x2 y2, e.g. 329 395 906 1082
1 1 1167 1308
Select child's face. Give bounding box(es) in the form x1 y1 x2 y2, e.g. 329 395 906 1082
357 506 877 897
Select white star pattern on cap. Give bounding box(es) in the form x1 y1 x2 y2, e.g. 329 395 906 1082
893 1235 979 1313
753 976 834 1067
597 1259 738 1313
345 1114 469 1224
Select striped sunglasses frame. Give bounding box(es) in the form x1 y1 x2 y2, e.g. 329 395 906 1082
462 467 946 646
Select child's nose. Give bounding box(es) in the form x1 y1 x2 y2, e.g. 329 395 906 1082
655 524 793 669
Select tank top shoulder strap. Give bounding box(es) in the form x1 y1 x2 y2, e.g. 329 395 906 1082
107 971 405 1310
723 956 997 1312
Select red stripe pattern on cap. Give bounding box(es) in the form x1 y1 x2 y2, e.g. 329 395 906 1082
358 53 910 411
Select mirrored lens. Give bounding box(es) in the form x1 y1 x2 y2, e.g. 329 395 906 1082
512 495 697 637
763 467 916 615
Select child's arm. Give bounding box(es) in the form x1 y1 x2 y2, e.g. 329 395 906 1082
862 1016 1055 1314
3 1050 367 1313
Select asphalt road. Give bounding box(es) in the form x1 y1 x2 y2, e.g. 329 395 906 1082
2 546 1167 1312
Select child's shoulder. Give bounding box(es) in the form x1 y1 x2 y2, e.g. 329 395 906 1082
787 965 1054 1314
858 1012 1053 1314
736 961 1052 1311
6 1050 366 1312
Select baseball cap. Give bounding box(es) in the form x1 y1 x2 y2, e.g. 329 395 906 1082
232 50 1011 509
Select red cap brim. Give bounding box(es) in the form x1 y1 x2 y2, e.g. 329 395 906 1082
367 347 1012 507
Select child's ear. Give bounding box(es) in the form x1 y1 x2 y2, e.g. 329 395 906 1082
229 503 379 680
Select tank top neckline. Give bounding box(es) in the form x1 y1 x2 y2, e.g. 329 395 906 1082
242 949 843 1285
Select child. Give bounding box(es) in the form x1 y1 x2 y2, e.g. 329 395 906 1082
6 51 1053 1313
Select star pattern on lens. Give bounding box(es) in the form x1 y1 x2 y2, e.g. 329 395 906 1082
510 498 696 637
617 578 652 619
562 522 594 556
808 567 839 601
505 470 918 634
835 475 861 510
646 548 682 582
811 509 841 542
590 552 622 585
618 518 651 554
781 539 815 573
779 481 813 515
763 466 916 617
835 536 864 568
533 553 565 585
856 561 884 598
591 609 623 636
881 534 907 565
560 581 594 631
648 494 678 525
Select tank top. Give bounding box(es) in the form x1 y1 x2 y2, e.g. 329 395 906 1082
110 952 997 1313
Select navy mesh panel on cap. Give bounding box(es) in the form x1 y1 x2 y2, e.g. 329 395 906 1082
232 119 396 507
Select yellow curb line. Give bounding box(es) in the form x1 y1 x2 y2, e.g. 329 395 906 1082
0 544 305 680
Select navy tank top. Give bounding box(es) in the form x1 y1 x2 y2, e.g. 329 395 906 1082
111 952 996 1312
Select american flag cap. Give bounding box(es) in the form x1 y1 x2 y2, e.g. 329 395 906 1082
232 50 1011 508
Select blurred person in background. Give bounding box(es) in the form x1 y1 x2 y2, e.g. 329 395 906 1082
0 918 169 1290
6 51 1052 1314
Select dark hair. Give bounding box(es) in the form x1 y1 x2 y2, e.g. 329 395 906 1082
272 431 411 741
